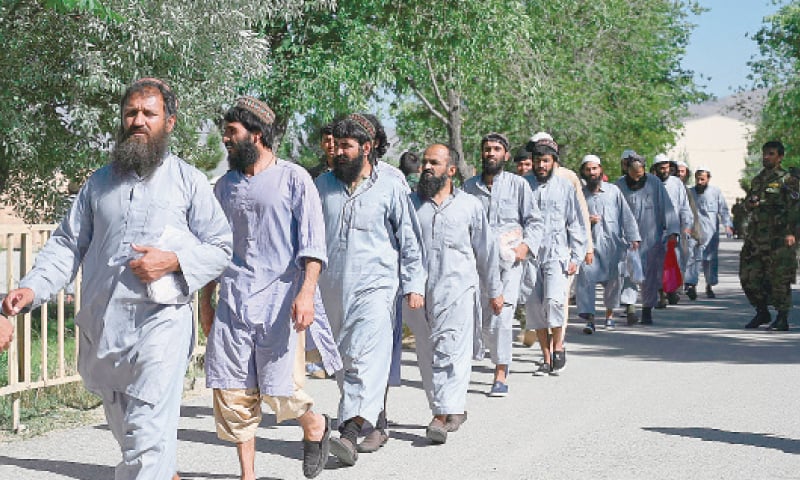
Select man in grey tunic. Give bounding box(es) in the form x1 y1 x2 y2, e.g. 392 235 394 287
685 167 733 298
200 97 340 479
463 133 544 397
576 155 641 333
523 139 586 375
653 154 694 307
404 144 503 444
316 115 425 466
2 78 233 480
615 156 680 325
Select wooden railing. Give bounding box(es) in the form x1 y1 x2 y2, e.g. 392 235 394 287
1 223 204 433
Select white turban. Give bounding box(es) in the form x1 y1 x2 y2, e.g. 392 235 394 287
580 154 602 167
530 131 554 143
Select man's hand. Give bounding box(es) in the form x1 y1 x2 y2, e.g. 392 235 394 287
489 295 504 315
2 288 34 316
786 234 796 247
291 289 315 332
129 244 180 283
631 241 640 251
725 226 734 238
584 251 594 265
567 261 578 275
589 214 601 225
0 315 14 353
406 293 424 309
683 228 692 236
513 243 530 262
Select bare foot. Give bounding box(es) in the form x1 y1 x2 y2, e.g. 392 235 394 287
302 411 326 442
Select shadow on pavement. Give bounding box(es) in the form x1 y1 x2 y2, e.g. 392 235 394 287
0 456 113 479
177 428 303 461
643 427 800 454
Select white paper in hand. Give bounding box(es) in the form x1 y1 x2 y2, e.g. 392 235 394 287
147 225 200 304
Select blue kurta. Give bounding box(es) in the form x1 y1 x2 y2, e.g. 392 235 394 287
405 188 502 414
20 154 233 403
315 167 425 426
206 160 341 397
576 182 641 315
615 174 680 307
686 184 731 286
523 174 587 329
18 153 233 480
463 170 544 365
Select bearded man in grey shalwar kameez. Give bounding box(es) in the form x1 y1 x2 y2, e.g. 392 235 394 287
523 140 586 376
404 144 504 444
200 97 340 480
315 115 426 467
3 78 233 480
615 157 680 325
463 133 544 397
575 155 640 333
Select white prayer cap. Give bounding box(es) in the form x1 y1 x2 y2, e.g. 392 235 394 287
581 154 602 167
653 153 671 165
621 149 637 159
695 165 711 174
530 131 553 143
677 160 689 169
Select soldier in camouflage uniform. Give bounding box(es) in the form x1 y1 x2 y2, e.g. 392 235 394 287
741 141 800 331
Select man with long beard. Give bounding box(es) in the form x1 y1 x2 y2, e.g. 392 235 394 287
200 97 340 479
404 143 503 444
652 154 694 307
522 139 586 375
576 155 640 333
684 167 733 300
315 114 425 466
463 133 543 396
615 156 679 325
2 78 233 480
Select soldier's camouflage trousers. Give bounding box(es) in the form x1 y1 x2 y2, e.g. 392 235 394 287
739 241 798 311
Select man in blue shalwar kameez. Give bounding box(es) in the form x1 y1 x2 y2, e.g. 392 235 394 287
315 114 426 467
3 78 233 480
200 97 341 480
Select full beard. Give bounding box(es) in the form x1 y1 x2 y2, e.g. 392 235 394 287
656 170 670 182
535 169 553 183
111 127 169 178
695 184 708 195
333 150 365 185
227 138 260 173
482 159 505 176
417 171 447 198
582 174 602 191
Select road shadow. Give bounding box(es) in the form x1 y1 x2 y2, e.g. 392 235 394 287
643 426 800 454
0 456 113 479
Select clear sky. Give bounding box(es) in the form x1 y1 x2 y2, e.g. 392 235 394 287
683 0 781 98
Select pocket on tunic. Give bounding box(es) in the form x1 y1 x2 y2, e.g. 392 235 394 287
351 199 385 231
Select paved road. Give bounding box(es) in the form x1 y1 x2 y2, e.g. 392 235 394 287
2 238 799 480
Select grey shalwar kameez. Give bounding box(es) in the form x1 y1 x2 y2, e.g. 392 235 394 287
523 174 586 329
686 184 731 286
315 168 425 427
463 171 544 365
615 175 680 308
205 160 341 398
404 189 502 415
576 182 641 316
18 154 233 480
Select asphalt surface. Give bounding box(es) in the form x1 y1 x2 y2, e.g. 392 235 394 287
1 238 799 480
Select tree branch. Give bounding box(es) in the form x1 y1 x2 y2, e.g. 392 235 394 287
411 85 451 127
426 55 449 113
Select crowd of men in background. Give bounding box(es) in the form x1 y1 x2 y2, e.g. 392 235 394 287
0 78 796 480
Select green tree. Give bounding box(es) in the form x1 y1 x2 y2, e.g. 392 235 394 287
0 0 333 222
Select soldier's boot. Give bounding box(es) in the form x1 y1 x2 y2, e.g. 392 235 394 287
744 306 771 329
667 291 680 305
768 311 790 331
641 307 653 325
656 290 668 309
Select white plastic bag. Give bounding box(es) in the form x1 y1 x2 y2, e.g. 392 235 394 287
146 225 200 304
625 248 645 284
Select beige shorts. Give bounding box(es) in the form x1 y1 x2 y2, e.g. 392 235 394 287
214 332 315 443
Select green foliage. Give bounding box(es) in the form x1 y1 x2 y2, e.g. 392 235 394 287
747 1 800 182
0 0 331 222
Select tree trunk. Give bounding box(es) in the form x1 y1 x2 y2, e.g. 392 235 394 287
446 89 473 181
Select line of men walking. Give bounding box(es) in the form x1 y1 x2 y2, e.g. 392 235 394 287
0 79 796 480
